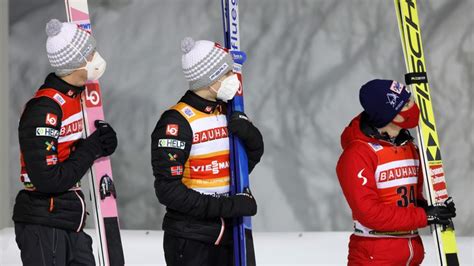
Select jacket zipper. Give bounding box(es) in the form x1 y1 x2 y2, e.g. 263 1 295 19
406 238 414 266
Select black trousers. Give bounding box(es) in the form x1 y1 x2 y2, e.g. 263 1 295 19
14 223 96 266
163 232 233 266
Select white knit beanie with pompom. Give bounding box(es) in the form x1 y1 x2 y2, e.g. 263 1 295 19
181 37 234 90
45 19 96 76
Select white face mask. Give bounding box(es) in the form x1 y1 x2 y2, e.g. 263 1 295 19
211 74 240 102
78 52 107 81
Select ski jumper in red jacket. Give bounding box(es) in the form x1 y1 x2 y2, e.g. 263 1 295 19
337 113 428 265
336 79 430 265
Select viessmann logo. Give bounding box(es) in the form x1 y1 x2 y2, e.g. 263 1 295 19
191 160 230 175
378 166 419 182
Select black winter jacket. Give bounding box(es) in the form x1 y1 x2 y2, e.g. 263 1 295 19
151 91 264 244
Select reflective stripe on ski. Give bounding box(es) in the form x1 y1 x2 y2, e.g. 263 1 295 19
220 0 256 265
65 1 124 265
394 1 459 265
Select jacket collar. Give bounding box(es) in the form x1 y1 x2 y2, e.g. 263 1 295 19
40 73 85 98
360 112 413 146
179 90 224 114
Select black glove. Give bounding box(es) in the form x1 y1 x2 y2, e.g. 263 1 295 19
425 197 456 226
95 120 118 157
416 199 428 209
79 120 117 158
219 188 257 218
228 112 264 173
228 112 259 143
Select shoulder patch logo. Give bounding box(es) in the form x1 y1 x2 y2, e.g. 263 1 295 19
389 81 404 94
158 139 186 150
36 127 60 138
53 93 66 106
368 142 383 152
166 124 179 136
45 141 56 151
170 165 183 176
45 113 58 126
46 155 58 166
181 107 195 118
357 168 367 186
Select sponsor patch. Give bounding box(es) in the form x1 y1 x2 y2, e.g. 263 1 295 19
166 124 179 136
53 93 66 106
45 113 58 126
182 107 195 118
60 118 83 137
368 142 383 152
191 159 229 175
386 93 399 108
357 169 367 186
170 165 183 176
209 62 229 81
46 155 58 166
158 139 186 150
36 127 60 138
204 106 213 113
193 127 228 144
378 165 419 182
20 173 30 183
168 153 178 161
45 141 56 151
389 81 404 94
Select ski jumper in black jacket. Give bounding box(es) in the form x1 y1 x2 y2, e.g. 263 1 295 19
151 90 264 265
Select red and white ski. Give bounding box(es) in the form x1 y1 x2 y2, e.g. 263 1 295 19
65 1 124 265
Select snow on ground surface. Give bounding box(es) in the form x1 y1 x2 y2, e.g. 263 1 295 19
1 228 473 265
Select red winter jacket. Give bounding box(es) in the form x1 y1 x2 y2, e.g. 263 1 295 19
336 114 427 234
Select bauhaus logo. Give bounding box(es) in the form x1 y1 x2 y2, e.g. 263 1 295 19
193 127 228 144
60 119 84 137
378 166 419 182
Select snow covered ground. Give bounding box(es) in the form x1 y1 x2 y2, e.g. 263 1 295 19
1 228 472 265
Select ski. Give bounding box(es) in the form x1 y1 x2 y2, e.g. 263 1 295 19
394 1 459 265
220 0 256 265
65 1 124 265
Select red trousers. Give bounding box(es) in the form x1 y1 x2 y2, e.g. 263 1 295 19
347 234 424 265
